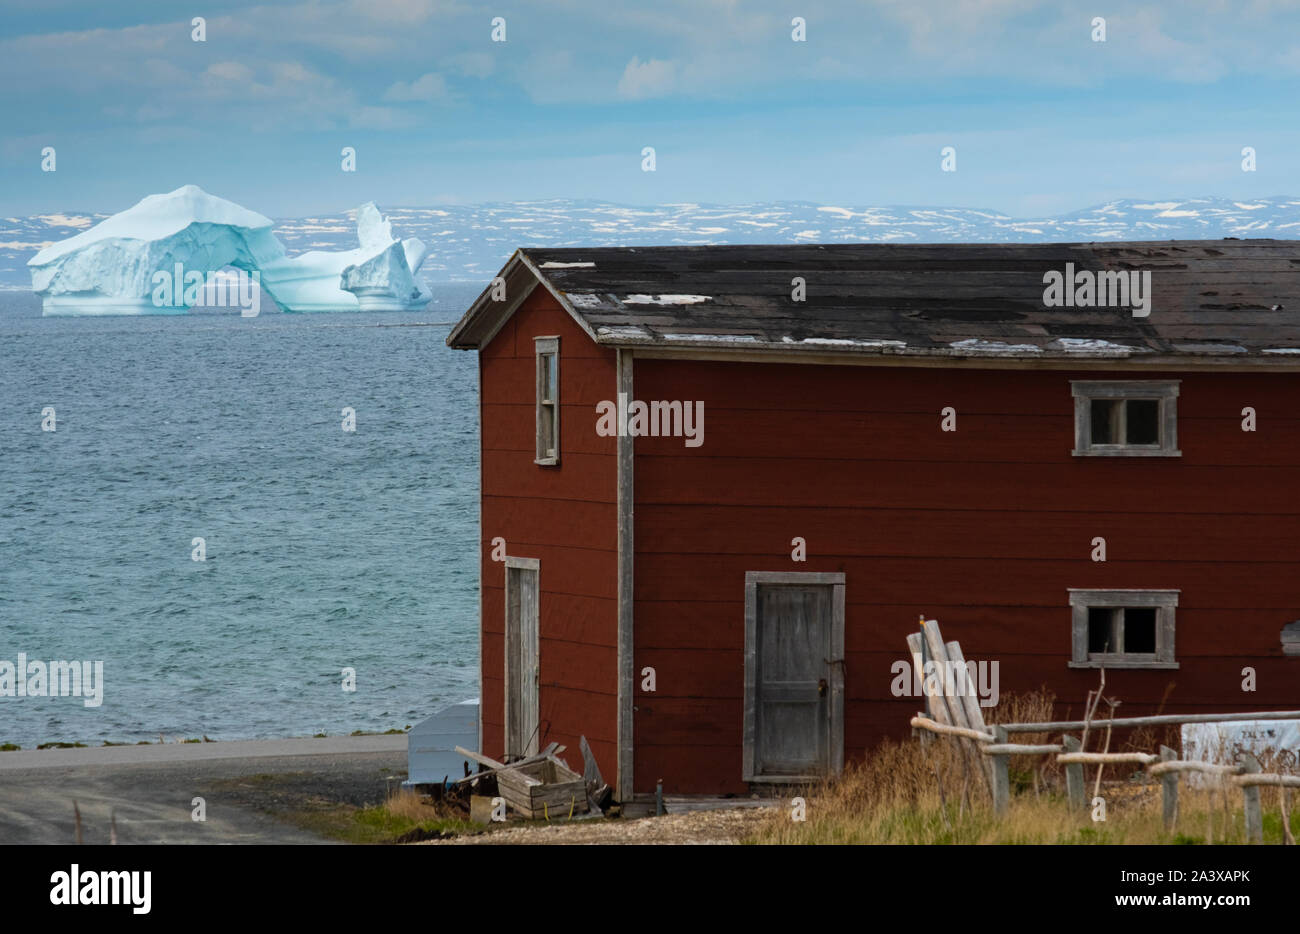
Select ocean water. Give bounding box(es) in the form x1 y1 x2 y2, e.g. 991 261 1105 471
0 288 483 747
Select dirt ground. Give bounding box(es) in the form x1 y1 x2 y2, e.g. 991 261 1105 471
425 806 774 845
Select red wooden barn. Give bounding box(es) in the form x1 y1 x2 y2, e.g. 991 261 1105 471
447 240 1300 801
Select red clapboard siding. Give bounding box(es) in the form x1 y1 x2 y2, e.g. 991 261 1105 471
633 553 1300 607
635 455 1300 514
539 636 619 694
633 408 1300 466
478 289 619 784
484 546 617 599
633 361 1300 416
636 746 748 797
483 497 616 551
629 357 1300 793
483 402 617 456
481 359 621 408
634 603 1292 657
635 506 1300 562
536 686 618 745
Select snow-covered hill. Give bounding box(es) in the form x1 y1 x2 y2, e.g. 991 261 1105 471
4 196 1298 290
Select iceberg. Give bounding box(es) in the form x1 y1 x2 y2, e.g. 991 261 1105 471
28 185 431 315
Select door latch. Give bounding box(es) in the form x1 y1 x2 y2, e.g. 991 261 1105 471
818 678 828 697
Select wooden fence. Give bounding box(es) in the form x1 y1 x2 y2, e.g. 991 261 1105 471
907 619 1300 843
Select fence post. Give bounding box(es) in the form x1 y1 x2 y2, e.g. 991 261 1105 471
990 725 1010 815
1062 734 1085 812
1159 745 1179 833
1240 753 1263 844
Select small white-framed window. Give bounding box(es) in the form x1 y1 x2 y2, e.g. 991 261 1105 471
534 336 559 465
1071 380 1180 457
1068 589 1179 669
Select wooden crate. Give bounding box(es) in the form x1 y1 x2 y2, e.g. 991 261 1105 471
496 756 589 819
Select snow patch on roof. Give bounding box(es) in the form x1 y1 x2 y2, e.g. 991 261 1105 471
540 261 595 268
596 325 653 340
950 339 1042 353
624 293 711 305
566 292 604 307
782 336 907 349
1052 338 1143 354
662 333 760 343
1260 347 1300 354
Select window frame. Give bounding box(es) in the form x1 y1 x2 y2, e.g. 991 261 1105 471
534 336 560 466
1068 588 1179 669
1071 380 1181 457
503 555 541 758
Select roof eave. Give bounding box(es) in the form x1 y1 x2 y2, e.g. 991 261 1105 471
604 338 1300 369
446 249 604 350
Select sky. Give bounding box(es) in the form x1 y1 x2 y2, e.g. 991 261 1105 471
1 0 1298 218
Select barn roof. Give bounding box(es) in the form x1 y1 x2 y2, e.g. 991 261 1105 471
446 240 1300 365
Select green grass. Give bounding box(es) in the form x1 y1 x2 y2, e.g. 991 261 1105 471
280 800 478 845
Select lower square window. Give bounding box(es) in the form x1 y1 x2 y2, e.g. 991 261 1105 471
1069 589 1178 669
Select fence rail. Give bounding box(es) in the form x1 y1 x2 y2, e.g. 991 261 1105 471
905 619 1299 843
999 709 1300 734
911 712 1298 842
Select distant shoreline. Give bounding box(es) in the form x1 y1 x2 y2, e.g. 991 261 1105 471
0 732 407 771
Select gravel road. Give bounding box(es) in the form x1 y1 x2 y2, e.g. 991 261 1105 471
0 736 407 844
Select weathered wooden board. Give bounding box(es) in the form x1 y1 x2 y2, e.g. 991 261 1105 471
496 756 589 818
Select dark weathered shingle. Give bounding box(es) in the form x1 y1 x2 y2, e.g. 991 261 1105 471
447 240 1300 362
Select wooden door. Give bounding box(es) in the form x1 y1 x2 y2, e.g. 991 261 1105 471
504 557 540 759
744 572 845 781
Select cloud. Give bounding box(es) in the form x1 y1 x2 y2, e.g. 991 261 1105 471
349 105 420 129
448 52 495 78
383 72 450 102
617 56 678 99
205 61 255 84
346 0 460 24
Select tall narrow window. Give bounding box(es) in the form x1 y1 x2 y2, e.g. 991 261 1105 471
535 336 559 465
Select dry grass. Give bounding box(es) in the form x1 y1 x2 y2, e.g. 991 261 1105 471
382 787 446 822
309 787 476 844
754 690 1300 845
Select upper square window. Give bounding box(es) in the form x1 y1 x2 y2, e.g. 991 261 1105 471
1072 380 1180 457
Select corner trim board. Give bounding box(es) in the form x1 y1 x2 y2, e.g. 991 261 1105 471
616 349 635 801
